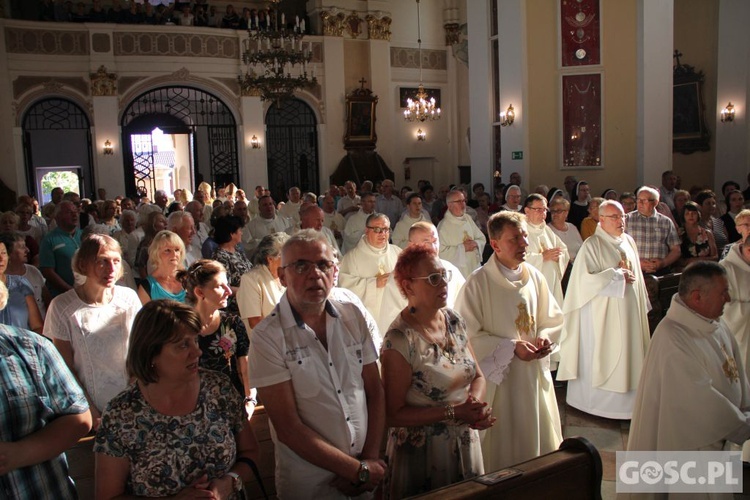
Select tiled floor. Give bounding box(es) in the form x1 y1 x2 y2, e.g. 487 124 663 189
556 383 629 500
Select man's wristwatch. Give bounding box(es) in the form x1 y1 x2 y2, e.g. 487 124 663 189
356 460 370 485
227 472 242 492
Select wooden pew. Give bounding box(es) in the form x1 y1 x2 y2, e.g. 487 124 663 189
411 437 602 499
645 272 681 333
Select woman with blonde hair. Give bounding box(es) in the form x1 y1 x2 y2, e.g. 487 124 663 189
45 234 141 429
137 230 186 304
134 208 167 279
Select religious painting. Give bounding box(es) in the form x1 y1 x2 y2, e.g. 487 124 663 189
399 87 442 109
562 73 602 168
560 0 600 67
344 81 378 149
673 54 710 154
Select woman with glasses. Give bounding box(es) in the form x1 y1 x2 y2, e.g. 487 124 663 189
523 194 569 305
178 259 256 420
381 243 493 498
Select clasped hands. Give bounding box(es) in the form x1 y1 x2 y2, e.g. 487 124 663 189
454 396 496 430
514 337 554 362
463 239 478 252
542 247 563 262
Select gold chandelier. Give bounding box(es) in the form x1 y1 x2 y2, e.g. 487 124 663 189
238 0 317 103
403 0 441 122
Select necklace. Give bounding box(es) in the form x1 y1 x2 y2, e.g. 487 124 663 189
409 310 455 364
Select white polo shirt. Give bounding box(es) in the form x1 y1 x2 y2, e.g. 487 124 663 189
248 294 378 499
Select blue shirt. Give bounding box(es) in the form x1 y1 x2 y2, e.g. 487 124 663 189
39 227 82 296
0 274 34 329
0 324 89 499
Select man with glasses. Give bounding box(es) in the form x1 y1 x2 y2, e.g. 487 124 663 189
248 230 386 498
455 211 563 471
625 186 680 274
438 189 486 278
523 194 569 307
339 213 402 332
558 200 651 419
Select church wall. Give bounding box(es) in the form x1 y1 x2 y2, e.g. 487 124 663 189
526 0 638 196
672 0 719 191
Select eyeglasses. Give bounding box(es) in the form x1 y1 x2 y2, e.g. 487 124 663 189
550 209 568 214
526 207 548 213
367 226 391 234
637 198 656 204
448 199 467 204
411 270 452 286
600 214 626 220
281 259 336 275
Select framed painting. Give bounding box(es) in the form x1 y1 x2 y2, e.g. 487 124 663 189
345 82 378 149
673 61 710 154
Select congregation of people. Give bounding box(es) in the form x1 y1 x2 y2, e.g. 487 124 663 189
2 169 750 499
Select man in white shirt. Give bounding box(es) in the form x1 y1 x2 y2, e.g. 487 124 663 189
337 181 361 220
185 200 210 249
659 169 678 211
342 193 376 253
391 193 430 249
278 187 303 226
437 190 486 278
321 194 346 250
375 179 402 229
244 195 293 254
248 230 386 498
299 204 340 254
167 211 201 266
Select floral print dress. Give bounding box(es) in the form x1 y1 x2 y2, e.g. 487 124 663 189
381 309 484 499
198 312 249 396
679 225 712 258
93 370 244 497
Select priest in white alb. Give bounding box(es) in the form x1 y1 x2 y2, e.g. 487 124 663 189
391 193 430 249
338 213 402 331
720 234 750 370
522 193 569 306
557 200 650 419
455 211 564 472
438 189 486 278
628 262 750 454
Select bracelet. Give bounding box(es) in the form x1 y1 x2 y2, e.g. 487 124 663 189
444 403 455 421
244 396 258 405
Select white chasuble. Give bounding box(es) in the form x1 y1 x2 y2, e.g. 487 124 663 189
558 226 650 419
438 211 486 279
455 259 564 471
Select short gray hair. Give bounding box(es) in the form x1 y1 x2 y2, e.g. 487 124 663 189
281 229 331 264
251 232 290 266
678 261 727 299
167 211 193 231
636 186 660 202
598 200 624 216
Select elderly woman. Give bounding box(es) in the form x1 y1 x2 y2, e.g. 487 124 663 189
0 211 39 265
0 234 44 333
211 215 252 314
134 209 167 279
0 232 47 319
94 300 260 499
45 234 141 429
178 260 256 419
548 197 583 263
98 200 120 234
381 243 493 498
619 192 637 214
238 232 288 331
676 201 718 271
671 189 691 227
15 202 44 244
696 190 729 254
137 230 186 304
580 197 605 240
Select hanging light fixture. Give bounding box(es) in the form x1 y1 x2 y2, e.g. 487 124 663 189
403 0 441 122
238 0 317 104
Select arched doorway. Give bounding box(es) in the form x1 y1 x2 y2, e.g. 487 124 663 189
22 98 93 202
265 98 319 201
120 86 238 200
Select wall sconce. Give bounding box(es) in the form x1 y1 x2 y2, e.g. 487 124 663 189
721 102 735 123
500 104 515 127
103 140 114 155
250 135 261 149
416 129 426 141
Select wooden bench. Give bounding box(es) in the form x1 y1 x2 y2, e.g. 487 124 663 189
411 437 602 499
644 272 681 333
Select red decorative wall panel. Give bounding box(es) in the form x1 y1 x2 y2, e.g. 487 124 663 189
562 73 602 167
560 0 600 67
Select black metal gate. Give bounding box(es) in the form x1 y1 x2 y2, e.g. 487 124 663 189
121 86 238 198
265 98 319 201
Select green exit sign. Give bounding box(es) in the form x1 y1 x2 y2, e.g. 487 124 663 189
512 151 523 160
